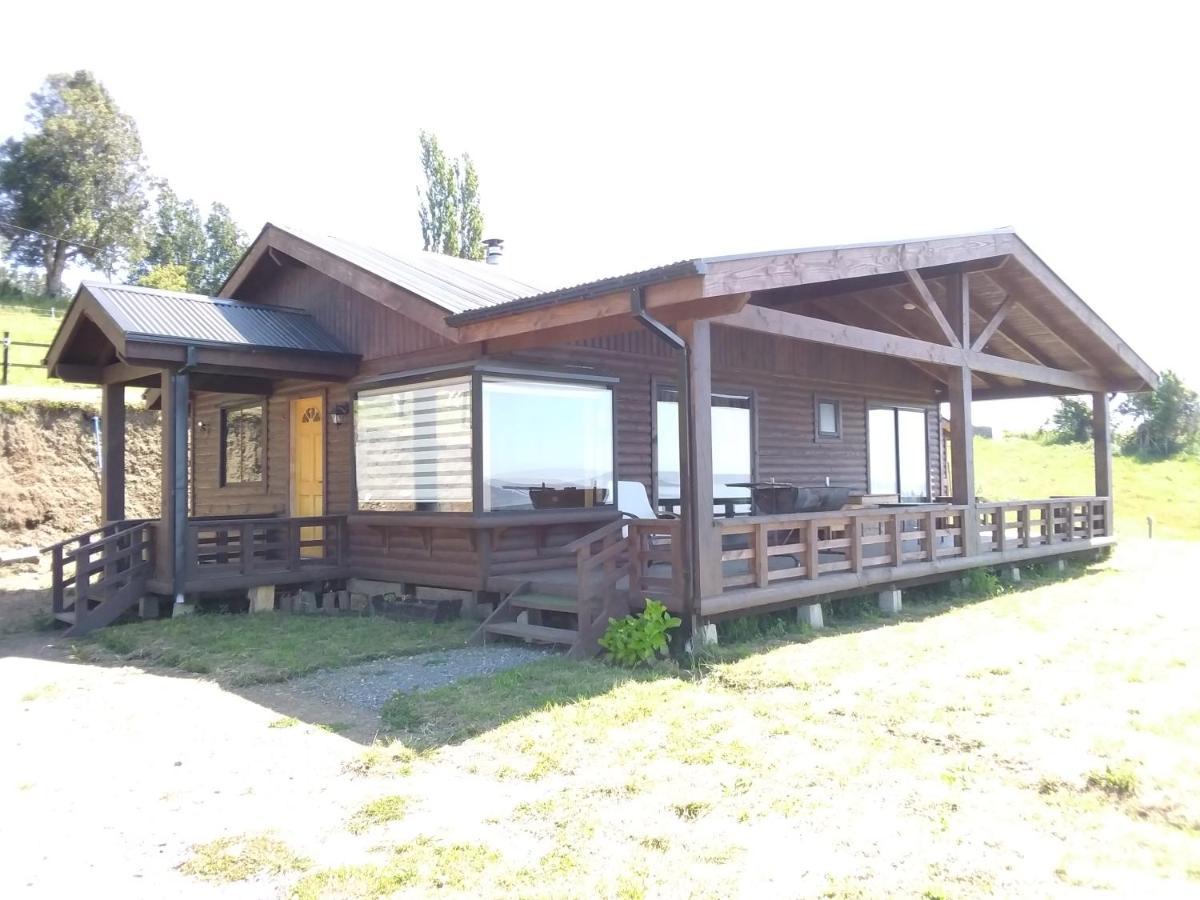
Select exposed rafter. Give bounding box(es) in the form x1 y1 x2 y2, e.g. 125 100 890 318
903 269 961 348
971 293 1016 352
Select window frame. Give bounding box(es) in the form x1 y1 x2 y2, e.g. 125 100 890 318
349 362 620 518
650 377 758 508
815 396 842 440
867 403 931 501
218 398 267 488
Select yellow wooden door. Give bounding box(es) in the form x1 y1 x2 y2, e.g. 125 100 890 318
292 396 325 557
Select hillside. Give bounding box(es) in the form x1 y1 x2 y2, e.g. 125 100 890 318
975 435 1198 541
0 304 64 388
0 399 160 549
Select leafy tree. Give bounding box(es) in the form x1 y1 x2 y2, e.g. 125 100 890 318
1119 371 1200 458
0 71 147 295
198 202 247 294
132 184 246 294
137 263 189 292
1046 397 1092 444
133 180 205 285
417 131 484 261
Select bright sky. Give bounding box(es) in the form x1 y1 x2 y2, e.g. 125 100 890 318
2 0 1197 433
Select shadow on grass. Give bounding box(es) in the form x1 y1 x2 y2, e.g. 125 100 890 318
378 554 1109 751
1 554 1108 750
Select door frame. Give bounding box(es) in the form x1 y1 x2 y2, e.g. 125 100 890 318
290 390 327 517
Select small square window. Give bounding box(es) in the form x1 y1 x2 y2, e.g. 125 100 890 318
817 399 841 438
220 402 265 485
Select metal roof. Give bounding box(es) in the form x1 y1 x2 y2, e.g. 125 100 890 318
82 282 353 355
279 226 549 315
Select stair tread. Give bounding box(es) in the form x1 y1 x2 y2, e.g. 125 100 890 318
511 593 577 612
485 621 578 644
54 611 76 624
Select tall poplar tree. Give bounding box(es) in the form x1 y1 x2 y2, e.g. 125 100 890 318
417 131 485 261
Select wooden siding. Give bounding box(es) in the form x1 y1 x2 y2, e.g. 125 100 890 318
238 262 451 359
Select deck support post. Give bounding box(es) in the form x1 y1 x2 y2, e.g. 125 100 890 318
798 602 825 630
161 365 190 603
878 588 902 616
1002 566 1021 583
100 382 125 522
1092 392 1114 535
948 363 978 557
248 584 276 612
678 320 722 631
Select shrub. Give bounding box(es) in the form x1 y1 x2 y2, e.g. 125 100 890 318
599 599 681 667
1045 397 1093 444
962 568 1003 598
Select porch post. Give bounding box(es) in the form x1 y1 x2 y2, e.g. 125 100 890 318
100 382 125 522
1092 392 1114 534
949 364 979 556
160 367 190 601
677 320 722 622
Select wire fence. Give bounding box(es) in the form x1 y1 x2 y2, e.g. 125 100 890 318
1 331 51 385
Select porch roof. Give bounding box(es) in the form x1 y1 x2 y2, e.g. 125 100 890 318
46 282 360 384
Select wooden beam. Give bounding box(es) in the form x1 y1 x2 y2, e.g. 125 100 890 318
970 293 1016 352
189 374 275 395
101 383 125 522
101 361 160 386
948 365 978 555
700 231 1019 297
947 271 971 347
677 320 724 607
903 269 961 348
713 305 1109 392
824 297 948 387
1007 246 1158 390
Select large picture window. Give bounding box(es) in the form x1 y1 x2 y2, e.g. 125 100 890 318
354 376 473 512
655 387 752 504
220 401 264 486
483 377 614 511
868 406 929 501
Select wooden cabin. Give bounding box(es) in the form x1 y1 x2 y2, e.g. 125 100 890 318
43 226 1157 655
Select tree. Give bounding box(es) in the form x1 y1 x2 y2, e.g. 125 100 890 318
133 180 205 285
198 202 247 294
1119 371 1200 458
0 71 147 295
137 263 189 292
131 184 246 294
1046 397 1092 444
417 131 484 261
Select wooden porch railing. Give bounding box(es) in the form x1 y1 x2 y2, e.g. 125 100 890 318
627 518 684 612
48 519 155 633
717 505 969 592
186 515 348 587
976 497 1111 551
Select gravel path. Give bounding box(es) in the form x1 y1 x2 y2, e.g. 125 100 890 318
282 644 553 711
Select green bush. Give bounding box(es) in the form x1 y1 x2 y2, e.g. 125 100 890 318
962 568 1003 598
599 599 681 667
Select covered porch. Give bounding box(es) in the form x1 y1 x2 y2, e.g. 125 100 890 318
43 282 359 633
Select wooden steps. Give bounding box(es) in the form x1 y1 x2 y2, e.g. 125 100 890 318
482 621 579 645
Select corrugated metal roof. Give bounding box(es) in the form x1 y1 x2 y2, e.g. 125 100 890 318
82 282 353 355
281 226 549 315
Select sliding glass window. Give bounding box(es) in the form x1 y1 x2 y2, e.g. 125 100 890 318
354 376 473 512
482 377 614 511
868 406 929 501
656 387 753 503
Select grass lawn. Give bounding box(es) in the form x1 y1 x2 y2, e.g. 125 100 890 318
242 542 1200 898
77 613 476 685
0 304 64 387
976 435 1200 541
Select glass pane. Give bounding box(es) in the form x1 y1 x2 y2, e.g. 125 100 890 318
818 401 838 436
482 378 613 511
355 376 473 512
655 388 751 507
897 409 929 501
868 408 898 494
222 403 264 484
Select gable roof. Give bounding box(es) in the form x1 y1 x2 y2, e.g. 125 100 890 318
221 224 548 316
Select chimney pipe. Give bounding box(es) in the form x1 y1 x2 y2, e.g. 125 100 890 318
483 237 504 265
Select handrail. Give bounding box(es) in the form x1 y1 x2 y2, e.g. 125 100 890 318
562 517 628 554
60 520 155 564
717 504 967 529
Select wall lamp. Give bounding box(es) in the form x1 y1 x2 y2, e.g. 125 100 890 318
329 402 351 427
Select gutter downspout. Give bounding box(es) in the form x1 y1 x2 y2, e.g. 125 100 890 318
631 288 702 649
